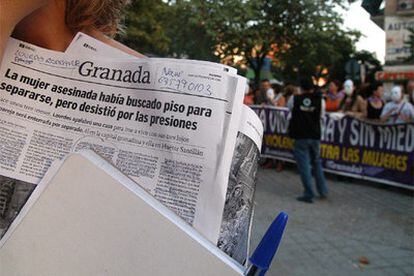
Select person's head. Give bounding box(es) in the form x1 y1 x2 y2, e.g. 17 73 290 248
343 79 354 96
406 80 414 102
260 79 271 91
271 83 283 95
390 86 403 103
283 84 298 97
328 80 339 93
12 0 129 51
369 82 384 98
299 77 314 93
65 0 129 36
407 80 414 93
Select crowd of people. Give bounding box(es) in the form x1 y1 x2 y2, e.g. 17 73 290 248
244 78 414 124
248 77 414 202
247 78 414 175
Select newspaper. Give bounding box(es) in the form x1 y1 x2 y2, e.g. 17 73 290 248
218 106 263 264
67 32 238 74
65 33 264 263
0 37 246 243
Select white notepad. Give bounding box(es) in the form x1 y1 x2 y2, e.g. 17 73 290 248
0 151 244 276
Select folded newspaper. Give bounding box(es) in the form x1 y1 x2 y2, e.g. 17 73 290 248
0 33 263 264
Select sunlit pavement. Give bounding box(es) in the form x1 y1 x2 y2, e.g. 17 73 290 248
250 165 414 276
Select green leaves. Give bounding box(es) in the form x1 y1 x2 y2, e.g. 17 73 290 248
119 0 171 56
120 0 366 83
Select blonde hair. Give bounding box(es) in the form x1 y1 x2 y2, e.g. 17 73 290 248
65 0 129 36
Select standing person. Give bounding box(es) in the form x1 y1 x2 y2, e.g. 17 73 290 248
271 82 283 104
259 79 277 169
288 77 328 203
272 84 298 172
366 82 385 120
253 87 262 105
325 80 344 112
275 84 298 107
339 79 366 117
243 85 255 105
381 86 414 124
257 79 276 106
406 80 414 105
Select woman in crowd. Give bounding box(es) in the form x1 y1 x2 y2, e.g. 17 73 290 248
406 80 414 105
243 85 255 105
325 80 344 112
381 86 414 124
254 79 276 105
271 84 298 172
272 83 283 105
339 79 366 117
365 82 384 120
275 84 297 107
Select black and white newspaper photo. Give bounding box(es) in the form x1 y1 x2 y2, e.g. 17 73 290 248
218 105 264 264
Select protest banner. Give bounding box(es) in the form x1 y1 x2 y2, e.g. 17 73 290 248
252 106 414 189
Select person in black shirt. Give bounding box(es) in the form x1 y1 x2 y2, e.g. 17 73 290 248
366 82 384 120
288 77 328 203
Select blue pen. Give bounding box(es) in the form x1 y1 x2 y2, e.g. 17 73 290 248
245 212 288 276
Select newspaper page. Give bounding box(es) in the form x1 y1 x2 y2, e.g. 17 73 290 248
67 32 140 59
65 33 242 173
65 34 243 173
0 38 245 243
66 33 265 264
67 32 238 74
218 106 263 264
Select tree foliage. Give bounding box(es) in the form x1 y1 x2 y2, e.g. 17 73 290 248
121 0 366 84
200 0 361 84
163 0 220 61
353 50 382 84
119 0 171 56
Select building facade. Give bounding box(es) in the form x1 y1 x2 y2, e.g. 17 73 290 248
363 0 414 92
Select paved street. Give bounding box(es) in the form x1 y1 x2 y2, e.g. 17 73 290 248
250 165 414 276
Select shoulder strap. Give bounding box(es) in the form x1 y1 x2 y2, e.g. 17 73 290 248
393 102 406 122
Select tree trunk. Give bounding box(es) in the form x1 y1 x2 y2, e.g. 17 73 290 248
247 53 266 87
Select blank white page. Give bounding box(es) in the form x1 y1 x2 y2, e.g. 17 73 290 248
0 152 244 276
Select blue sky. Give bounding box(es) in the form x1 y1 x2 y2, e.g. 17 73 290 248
340 0 386 64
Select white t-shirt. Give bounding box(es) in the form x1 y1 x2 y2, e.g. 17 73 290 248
266 88 275 101
381 101 414 124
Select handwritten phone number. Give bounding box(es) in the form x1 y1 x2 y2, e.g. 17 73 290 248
157 77 212 96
